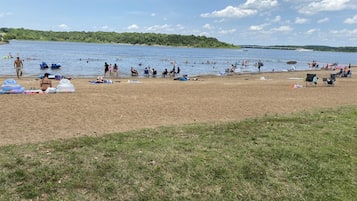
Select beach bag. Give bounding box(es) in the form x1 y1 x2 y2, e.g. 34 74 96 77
56 79 75 93
45 87 57 93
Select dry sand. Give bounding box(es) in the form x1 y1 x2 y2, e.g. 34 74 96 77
0 69 356 146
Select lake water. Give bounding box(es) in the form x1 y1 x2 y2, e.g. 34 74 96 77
1 40 356 78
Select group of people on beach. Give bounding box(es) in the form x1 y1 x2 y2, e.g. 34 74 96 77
225 59 264 73
108 62 181 78
103 62 119 77
316 62 353 77
12 56 53 91
308 60 319 68
335 64 352 78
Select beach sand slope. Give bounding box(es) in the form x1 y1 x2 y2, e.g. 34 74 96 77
0 69 356 146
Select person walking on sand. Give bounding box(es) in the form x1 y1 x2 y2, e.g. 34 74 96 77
14 56 23 79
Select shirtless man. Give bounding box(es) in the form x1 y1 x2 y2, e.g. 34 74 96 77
14 57 23 78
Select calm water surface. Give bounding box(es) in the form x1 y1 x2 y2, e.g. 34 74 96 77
1 40 356 78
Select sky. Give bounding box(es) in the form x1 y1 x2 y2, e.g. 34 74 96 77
1 0 357 47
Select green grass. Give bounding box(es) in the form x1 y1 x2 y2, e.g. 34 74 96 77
0 106 356 201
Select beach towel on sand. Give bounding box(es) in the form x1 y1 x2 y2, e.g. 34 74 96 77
89 79 113 84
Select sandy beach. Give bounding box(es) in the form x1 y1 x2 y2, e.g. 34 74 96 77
0 68 356 147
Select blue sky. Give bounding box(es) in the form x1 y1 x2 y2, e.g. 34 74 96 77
1 0 357 46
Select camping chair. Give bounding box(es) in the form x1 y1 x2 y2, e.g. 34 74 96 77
322 78 334 86
305 73 318 87
321 73 336 86
330 73 337 82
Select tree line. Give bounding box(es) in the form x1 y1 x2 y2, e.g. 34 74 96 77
0 28 237 48
2 28 355 52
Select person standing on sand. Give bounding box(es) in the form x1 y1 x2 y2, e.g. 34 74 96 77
14 56 23 79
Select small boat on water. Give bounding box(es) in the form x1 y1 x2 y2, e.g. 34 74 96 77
287 60 297 65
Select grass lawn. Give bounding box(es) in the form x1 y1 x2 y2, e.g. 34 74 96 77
0 106 356 200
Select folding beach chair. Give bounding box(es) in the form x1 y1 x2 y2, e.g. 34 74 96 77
330 73 337 82
305 73 318 87
321 73 336 86
322 78 334 86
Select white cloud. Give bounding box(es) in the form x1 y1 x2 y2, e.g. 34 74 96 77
249 25 262 31
198 31 210 37
330 28 357 35
344 14 357 24
58 24 69 30
200 6 256 18
249 24 267 31
128 24 139 30
141 24 185 34
295 17 308 24
271 15 281 23
329 29 357 44
200 0 278 18
306 29 319 34
203 24 214 30
298 0 350 15
0 12 12 18
242 0 279 9
151 13 156 17
271 25 293 32
218 28 237 34
214 19 226 23
175 24 184 30
317 17 329 23
146 24 171 32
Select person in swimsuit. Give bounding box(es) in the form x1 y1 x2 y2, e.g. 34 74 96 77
40 73 52 91
14 57 23 79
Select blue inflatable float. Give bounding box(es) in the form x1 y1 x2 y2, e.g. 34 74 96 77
39 73 63 80
51 63 61 69
40 62 49 69
0 79 25 94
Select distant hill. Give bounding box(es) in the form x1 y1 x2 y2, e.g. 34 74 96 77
241 45 357 52
2 28 356 52
0 28 237 49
